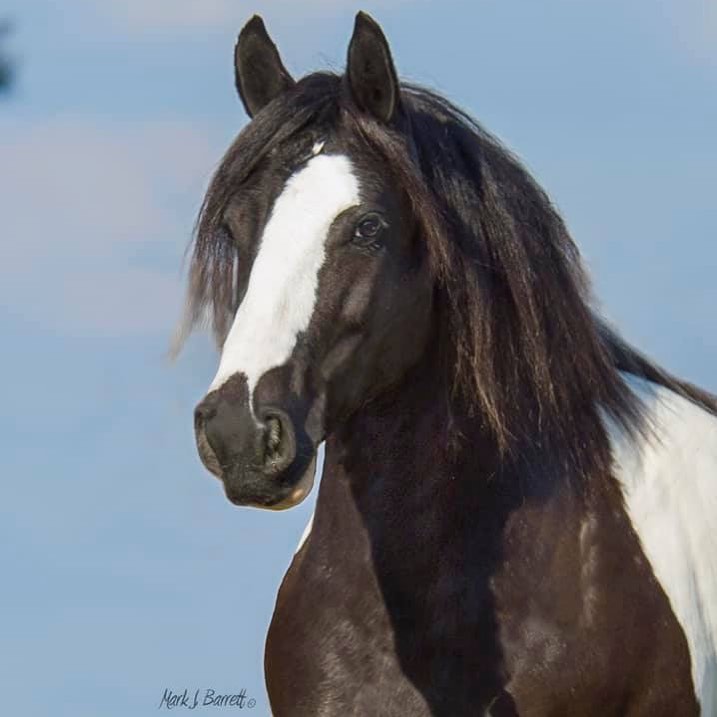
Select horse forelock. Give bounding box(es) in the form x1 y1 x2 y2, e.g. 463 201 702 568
172 73 344 355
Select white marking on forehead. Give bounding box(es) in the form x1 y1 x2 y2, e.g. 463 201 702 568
607 374 717 713
209 154 361 401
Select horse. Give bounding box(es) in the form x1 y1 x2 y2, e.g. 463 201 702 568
178 12 717 716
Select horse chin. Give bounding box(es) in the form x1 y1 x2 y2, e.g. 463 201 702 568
221 453 317 511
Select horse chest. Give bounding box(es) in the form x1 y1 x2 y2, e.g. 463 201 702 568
265 508 704 717
265 542 435 716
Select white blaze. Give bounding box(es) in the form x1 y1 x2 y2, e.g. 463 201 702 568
209 154 360 401
608 374 717 713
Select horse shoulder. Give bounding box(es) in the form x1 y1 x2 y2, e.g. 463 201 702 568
610 374 717 713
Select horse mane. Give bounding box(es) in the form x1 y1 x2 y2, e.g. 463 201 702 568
176 72 717 459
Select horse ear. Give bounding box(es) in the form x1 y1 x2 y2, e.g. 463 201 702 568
234 16 295 118
346 12 400 124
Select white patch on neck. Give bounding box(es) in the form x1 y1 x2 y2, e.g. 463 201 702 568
607 374 717 712
293 442 325 555
295 514 314 555
208 155 360 401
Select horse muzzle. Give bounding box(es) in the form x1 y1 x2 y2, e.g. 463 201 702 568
193 381 315 509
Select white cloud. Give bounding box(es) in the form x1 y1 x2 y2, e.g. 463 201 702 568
97 0 246 31
0 117 218 336
78 0 413 33
81 0 376 32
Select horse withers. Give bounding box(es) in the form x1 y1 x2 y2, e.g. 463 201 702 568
179 12 717 716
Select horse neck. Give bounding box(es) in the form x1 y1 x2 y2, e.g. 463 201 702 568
317 345 594 577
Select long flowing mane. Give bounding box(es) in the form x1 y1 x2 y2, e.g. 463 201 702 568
177 72 717 461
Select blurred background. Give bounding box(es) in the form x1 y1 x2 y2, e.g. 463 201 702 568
0 1 715 715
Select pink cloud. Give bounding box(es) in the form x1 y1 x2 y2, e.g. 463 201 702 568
0 117 218 336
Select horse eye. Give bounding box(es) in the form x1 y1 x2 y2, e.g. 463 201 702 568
353 213 386 248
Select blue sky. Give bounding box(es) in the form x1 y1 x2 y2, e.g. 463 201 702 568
1 1 715 715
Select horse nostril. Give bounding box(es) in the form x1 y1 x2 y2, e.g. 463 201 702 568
194 400 222 477
261 410 296 475
194 402 217 430
265 416 282 457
